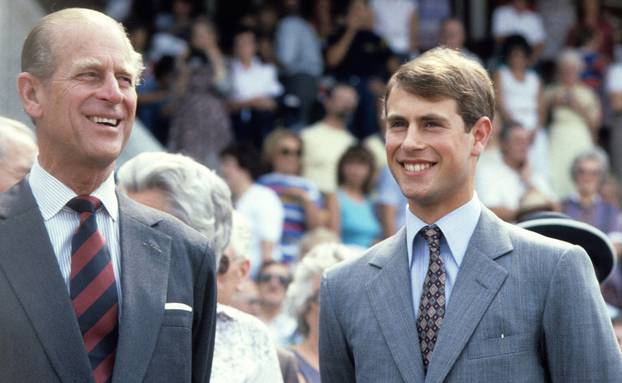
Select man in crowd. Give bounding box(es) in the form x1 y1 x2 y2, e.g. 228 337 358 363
476 120 556 222
0 8 217 382
319 47 622 382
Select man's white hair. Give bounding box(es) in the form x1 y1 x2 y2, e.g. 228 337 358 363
117 152 233 262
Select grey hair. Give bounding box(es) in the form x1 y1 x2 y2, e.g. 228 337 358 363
285 243 362 337
228 211 253 261
22 8 144 81
117 152 233 261
0 116 37 160
571 147 610 183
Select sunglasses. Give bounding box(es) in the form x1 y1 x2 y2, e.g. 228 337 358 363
278 147 302 157
257 272 291 286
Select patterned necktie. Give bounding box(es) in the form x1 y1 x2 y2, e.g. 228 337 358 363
416 225 446 371
68 196 118 383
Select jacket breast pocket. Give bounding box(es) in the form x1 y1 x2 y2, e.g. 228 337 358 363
161 309 193 328
466 333 534 360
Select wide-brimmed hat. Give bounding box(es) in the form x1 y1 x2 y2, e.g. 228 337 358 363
517 212 616 283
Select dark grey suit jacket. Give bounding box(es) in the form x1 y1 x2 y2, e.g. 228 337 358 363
319 206 622 382
0 179 217 382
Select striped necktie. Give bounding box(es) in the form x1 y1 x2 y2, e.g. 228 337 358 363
416 225 446 372
68 195 118 383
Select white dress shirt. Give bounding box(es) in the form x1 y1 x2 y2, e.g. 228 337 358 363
211 304 283 383
28 159 122 310
406 194 481 319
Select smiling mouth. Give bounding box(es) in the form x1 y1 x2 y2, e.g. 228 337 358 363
403 162 433 172
89 116 120 127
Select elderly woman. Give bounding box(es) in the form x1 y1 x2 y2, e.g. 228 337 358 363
285 243 361 383
117 152 283 383
544 49 601 198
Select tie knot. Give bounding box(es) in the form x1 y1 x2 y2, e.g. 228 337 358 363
67 195 102 214
420 225 441 245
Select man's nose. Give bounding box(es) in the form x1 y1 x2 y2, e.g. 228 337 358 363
96 73 124 104
401 124 426 150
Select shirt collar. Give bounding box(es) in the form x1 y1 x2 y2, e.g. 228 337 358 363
406 193 482 267
29 158 118 221
216 303 238 322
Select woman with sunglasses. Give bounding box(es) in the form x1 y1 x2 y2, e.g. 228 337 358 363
258 129 323 264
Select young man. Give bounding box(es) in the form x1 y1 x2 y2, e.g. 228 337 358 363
1 8 217 382
319 47 622 382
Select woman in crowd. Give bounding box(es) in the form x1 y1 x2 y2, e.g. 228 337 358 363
562 148 621 235
335 145 381 248
220 143 284 277
259 129 322 264
168 17 233 170
544 49 601 198
493 35 547 178
286 243 360 383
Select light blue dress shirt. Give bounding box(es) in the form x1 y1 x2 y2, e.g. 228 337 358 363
406 194 481 319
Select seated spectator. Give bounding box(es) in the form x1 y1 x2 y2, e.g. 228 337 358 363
256 261 297 346
301 83 358 195
325 0 398 138
258 129 322 264
275 0 323 129
476 121 556 222
0 116 37 192
491 0 545 63
228 27 283 149
416 0 451 52
544 49 601 198
566 0 615 63
286 243 360 383
493 35 547 179
117 152 233 256
370 0 418 60
439 17 482 64
335 145 381 248
117 153 282 383
562 148 621 236
220 144 284 277
214 212 284 383
298 227 340 260
168 17 233 170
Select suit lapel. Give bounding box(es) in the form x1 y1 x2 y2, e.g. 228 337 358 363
366 228 426 383
112 193 172 383
425 208 512 383
0 180 93 382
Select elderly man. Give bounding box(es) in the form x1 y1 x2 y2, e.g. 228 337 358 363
2 8 217 383
0 116 37 191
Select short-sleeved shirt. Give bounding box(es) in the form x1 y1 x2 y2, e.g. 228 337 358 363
258 173 322 262
492 5 545 46
236 184 284 276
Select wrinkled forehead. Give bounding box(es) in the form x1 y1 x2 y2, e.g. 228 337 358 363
51 19 138 75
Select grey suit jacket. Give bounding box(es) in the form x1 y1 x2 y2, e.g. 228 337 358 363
319 206 622 382
0 179 217 383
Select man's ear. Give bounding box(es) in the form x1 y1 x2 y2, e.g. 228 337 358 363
470 116 493 157
235 259 251 292
17 72 44 120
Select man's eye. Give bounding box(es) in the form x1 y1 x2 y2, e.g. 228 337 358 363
118 76 133 87
79 72 98 79
389 120 406 128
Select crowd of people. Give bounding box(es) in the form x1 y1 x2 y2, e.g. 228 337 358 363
2 0 622 382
